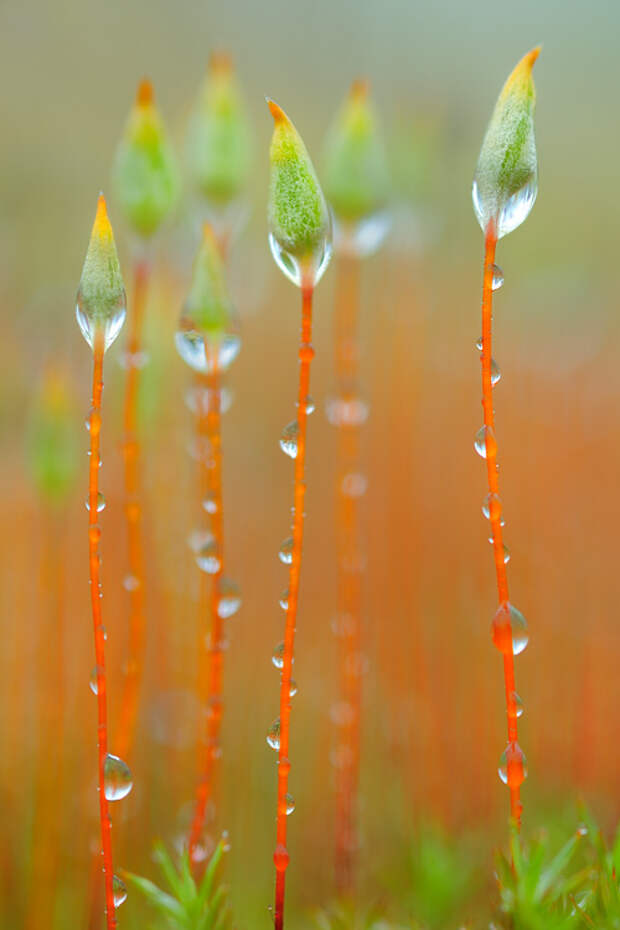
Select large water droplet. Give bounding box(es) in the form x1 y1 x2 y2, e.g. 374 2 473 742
266 718 281 751
303 396 315 415
85 492 106 513
272 642 285 669
490 264 504 290
482 493 502 522
491 358 501 385
113 875 128 907
498 741 528 787
280 421 299 459
103 754 133 801
278 537 294 565
268 232 332 289
174 329 241 375
89 666 102 695
491 602 529 656
325 396 369 427
471 172 538 240
76 290 126 352
474 425 497 459
285 793 295 815
217 579 241 619
195 537 221 575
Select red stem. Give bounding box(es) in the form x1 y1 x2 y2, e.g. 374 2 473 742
88 334 116 929
481 225 522 826
273 285 314 930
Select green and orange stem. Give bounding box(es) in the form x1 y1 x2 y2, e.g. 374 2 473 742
333 254 363 891
481 223 522 827
273 283 315 930
116 254 150 762
88 332 116 929
188 355 225 864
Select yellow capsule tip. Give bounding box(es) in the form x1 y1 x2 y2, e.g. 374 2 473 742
266 97 288 126
136 78 154 107
92 193 112 240
350 78 370 101
209 50 233 75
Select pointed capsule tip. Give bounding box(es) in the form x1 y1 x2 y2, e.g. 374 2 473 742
136 78 154 107
209 50 233 75
266 97 288 125
93 193 112 239
350 78 370 101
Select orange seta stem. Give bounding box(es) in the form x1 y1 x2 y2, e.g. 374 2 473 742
88 333 116 930
188 356 225 864
273 284 315 930
481 224 522 826
116 256 149 762
333 254 363 892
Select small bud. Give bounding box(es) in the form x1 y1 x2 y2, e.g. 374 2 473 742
323 80 390 223
473 47 541 239
76 194 126 352
27 369 79 505
186 53 252 207
267 99 331 288
113 79 179 238
174 224 240 374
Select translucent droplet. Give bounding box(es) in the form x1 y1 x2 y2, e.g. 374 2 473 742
474 425 497 459
268 232 332 289
472 172 538 240
341 473 367 498
195 538 221 575
85 409 101 434
113 874 128 907
288 679 298 698
280 421 299 459
202 493 219 515
482 493 502 522
174 329 241 375
330 701 356 726
185 384 233 416
498 741 528 787
285 793 295 815
272 642 285 669
188 529 212 553
76 290 126 352
491 602 529 656
325 396 369 427
279 588 290 611
123 574 140 592
476 336 483 351
273 842 290 871
89 666 102 695
217 579 241 619
332 211 391 259
119 349 150 370
266 718 281 751
491 358 501 385
490 264 504 290
85 492 106 513
511 691 524 718
278 537 294 565
103 754 133 801
303 396 315 415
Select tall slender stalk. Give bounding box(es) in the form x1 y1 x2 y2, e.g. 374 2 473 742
116 256 150 762
332 254 363 890
273 284 314 930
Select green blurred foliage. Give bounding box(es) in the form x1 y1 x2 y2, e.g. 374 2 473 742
26 368 79 506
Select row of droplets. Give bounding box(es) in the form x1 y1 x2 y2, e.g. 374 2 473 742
475 264 529 791
85 406 134 914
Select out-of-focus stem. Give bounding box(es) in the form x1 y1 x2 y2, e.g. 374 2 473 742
333 254 363 892
188 357 225 864
88 333 116 930
480 224 522 826
116 256 150 762
273 285 314 930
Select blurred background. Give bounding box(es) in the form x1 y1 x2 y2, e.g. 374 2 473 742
0 0 618 926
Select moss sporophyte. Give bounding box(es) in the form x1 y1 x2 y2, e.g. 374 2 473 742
472 48 540 829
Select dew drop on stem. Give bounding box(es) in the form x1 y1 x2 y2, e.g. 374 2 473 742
103 754 133 801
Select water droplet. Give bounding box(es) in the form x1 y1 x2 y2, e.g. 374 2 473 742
119 349 149 370
325 396 369 427
103 754 133 801
174 329 241 375
278 537 294 565
89 666 102 695
489 538 511 563
491 602 529 656
185 384 233 416
280 421 299 459
85 492 106 513
76 290 126 352
113 874 127 907
511 691 524 718
332 210 391 259
272 642 285 669
341 472 368 498
498 741 527 787
195 537 221 575
279 588 290 611
472 172 538 240
188 529 211 553
303 395 315 415
490 264 504 290
285 793 295 815
474 425 497 459
217 579 241 619
475 336 483 351
268 232 332 289
266 718 281 751
85 409 101 434
482 493 502 522
123 574 140 592
491 358 501 385
288 679 298 698
273 842 290 871
330 702 356 726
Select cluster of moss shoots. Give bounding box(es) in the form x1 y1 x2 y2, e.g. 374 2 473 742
31 43 608 930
